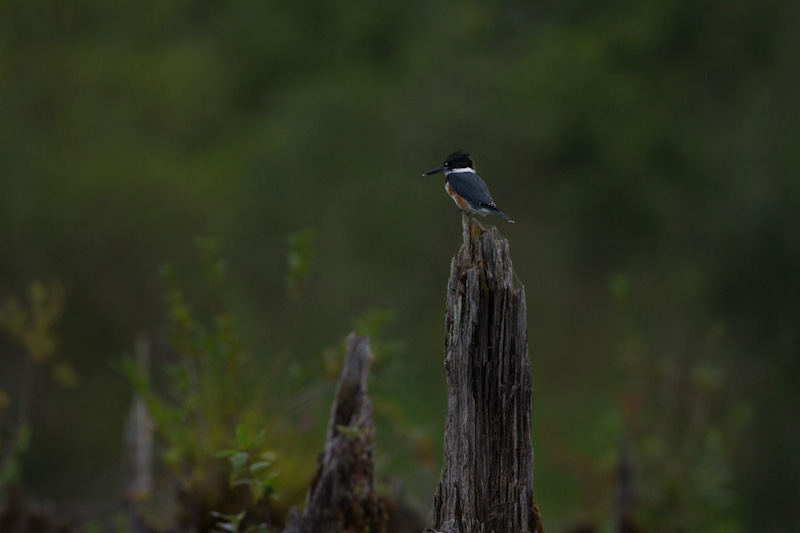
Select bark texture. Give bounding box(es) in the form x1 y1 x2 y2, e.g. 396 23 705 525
284 333 386 533
427 214 536 533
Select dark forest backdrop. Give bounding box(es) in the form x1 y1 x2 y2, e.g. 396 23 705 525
1 1 799 531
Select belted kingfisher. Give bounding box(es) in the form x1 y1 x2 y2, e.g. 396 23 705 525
423 151 514 223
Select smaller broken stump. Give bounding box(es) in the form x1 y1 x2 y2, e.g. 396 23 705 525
284 333 386 533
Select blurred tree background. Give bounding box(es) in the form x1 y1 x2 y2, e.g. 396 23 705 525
1 0 798 531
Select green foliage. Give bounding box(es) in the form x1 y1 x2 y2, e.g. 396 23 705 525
122 240 260 491
0 280 67 368
0 424 30 490
216 425 277 504
0 280 72 492
120 237 340 527
211 510 270 533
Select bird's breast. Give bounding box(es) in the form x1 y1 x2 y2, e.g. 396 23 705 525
445 178 472 211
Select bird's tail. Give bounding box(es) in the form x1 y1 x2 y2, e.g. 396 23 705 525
492 209 515 223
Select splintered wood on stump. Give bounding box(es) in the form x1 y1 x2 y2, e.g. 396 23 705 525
284 333 386 533
427 213 536 533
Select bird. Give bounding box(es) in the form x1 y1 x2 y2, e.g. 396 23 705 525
423 151 514 223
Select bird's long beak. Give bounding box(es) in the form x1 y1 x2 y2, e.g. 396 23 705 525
423 165 446 176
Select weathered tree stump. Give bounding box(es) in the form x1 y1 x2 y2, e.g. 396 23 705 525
284 333 386 533
427 214 538 533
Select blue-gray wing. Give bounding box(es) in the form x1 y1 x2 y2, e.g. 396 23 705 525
447 172 496 208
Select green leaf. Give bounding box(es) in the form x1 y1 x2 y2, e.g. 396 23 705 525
249 482 264 501
229 451 249 471
216 449 239 458
236 424 250 449
249 461 272 473
251 428 267 449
